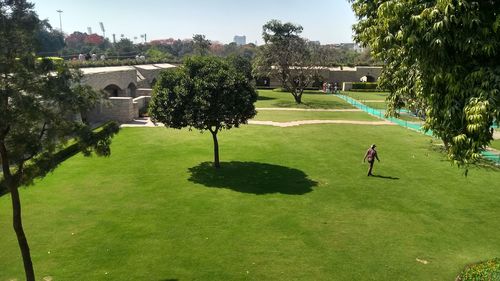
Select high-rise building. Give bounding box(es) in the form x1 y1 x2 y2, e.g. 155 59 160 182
233 35 246 46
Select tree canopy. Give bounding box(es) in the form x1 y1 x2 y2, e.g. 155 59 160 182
192 34 211 56
35 20 65 55
350 0 500 165
149 56 257 168
253 20 324 104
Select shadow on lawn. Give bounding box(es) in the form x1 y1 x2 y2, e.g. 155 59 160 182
257 96 276 101
371 174 400 180
188 161 318 195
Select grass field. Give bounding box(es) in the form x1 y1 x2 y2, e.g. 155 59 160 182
362 101 388 110
256 90 354 109
252 110 379 122
342 91 389 101
1 125 500 281
491 139 500 150
397 113 424 123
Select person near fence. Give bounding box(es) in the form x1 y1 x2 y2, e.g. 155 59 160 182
363 144 380 176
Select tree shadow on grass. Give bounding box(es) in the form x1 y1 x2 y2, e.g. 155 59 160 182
188 161 318 195
257 96 276 101
371 174 400 180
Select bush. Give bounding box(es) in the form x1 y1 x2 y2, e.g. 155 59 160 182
456 258 500 281
349 89 387 92
352 82 379 90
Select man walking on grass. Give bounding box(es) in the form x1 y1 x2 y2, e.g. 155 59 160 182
363 144 380 176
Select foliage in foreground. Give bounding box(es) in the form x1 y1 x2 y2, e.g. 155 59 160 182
350 0 500 166
457 258 500 281
1 0 120 279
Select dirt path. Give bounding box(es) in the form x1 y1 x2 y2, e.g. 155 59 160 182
494 130 500 140
121 118 395 128
248 120 395 127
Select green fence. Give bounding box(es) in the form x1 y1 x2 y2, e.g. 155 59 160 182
337 94 500 165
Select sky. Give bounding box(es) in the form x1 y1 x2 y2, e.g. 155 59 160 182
30 0 358 45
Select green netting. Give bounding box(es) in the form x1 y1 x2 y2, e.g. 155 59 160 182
337 94 500 164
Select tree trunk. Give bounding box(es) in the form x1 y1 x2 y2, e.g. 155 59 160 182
443 139 450 151
0 144 35 281
292 90 303 104
293 94 302 104
10 182 35 281
210 129 220 168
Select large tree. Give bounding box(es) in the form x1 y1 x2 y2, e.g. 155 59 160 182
350 0 500 165
0 1 119 280
149 56 257 168
253 20 324 104
192 34 211 56
34 20 65 56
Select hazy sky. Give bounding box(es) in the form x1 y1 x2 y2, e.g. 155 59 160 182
30 0 357 45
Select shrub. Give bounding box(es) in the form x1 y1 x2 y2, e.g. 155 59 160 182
352 82 379 90
456 258 500 281
349 89 387 92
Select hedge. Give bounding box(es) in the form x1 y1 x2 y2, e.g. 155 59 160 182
352 82 379 90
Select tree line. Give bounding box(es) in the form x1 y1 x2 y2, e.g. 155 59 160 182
36 22 375 66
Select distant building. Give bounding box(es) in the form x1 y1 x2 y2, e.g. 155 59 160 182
233 35 246 46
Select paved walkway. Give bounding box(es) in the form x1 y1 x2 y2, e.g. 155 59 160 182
494 130 500 140
121 117 159 127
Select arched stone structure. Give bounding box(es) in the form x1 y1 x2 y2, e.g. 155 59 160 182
127 82 137 98
360 75 376 82
255 76 271 87
103 84 123 97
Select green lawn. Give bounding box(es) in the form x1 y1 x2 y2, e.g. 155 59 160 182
253 110 379 122
363 101 388 110
491 139 500 150
342 91 389 101
398 113 424 123
1 125 500 281
256 90 354 109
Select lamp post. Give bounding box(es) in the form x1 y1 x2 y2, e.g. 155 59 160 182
56 10 63 32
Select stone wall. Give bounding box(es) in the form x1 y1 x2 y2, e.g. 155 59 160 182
133 96 151 118
80 66 138 94
266 66 383 89
136 88 152 97
134 64 177 86
86 97 135 124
